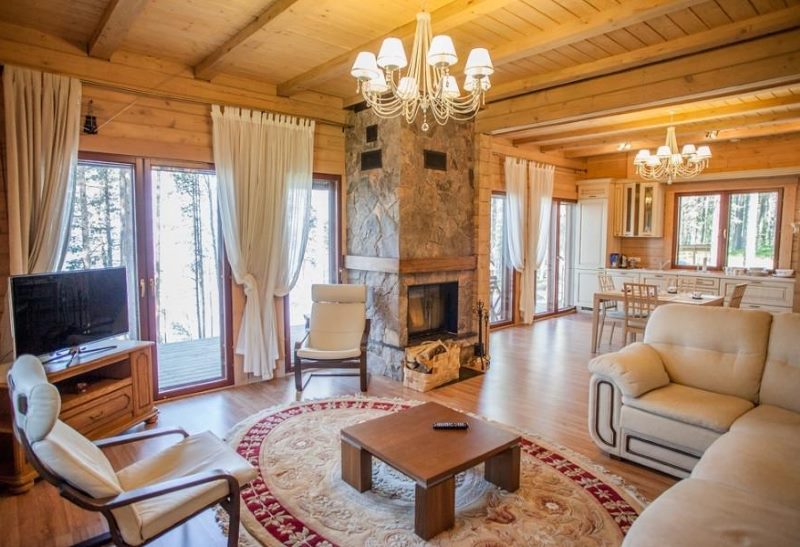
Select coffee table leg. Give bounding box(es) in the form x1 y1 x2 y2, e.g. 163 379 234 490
414 477 455 540
341 438 372 492
485 444 520 492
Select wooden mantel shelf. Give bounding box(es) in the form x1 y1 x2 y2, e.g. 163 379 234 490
345 255 477 274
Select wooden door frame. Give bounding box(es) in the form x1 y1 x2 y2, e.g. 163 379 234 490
143 160 235 400
489 191 516 328
534 199 578 320
283 173 342 374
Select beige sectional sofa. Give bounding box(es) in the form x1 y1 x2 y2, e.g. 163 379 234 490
587 305 800 546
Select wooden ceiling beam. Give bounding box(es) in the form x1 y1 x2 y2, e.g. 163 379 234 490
87 0 149 60
490 7 800 103
507 84 800 141
542 110 800 152
515 94 800 147
275 0 518 97
489 0 704 68
194 0 301 81
561 120 800 158
476 29 800 134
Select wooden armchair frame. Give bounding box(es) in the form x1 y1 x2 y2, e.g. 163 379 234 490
294 319 371 392
9 389 242 547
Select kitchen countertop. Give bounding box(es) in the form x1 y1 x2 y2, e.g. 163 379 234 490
605 268 796 283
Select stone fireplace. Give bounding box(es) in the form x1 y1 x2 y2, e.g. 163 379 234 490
344 108 477 380
407 282 458 341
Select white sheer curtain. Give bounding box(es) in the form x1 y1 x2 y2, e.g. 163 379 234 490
503 156 555 324
1 65 81 359
211 105 314 379
529 162 555 270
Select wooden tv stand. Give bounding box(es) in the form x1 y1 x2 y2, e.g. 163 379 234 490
0 340 158 494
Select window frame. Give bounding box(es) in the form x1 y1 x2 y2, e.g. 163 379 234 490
489 191 516 327
671 187 783 271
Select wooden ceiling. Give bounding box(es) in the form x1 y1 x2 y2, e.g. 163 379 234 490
1 0 799 155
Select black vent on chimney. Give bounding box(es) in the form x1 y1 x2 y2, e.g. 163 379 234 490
424 150 447 171
360 149 382 170
366 124 378 143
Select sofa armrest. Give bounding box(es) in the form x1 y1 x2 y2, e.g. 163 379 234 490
588 342 669 398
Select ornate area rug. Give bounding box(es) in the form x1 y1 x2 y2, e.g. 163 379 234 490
221 397 647 546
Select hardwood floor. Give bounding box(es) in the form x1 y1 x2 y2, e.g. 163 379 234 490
0 313 676 546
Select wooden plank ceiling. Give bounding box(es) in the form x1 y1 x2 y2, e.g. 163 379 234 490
1 0 799 155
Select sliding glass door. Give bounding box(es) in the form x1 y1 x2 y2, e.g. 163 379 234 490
62 155 233 399
144 164 231 396
535 200 576 317
284 175 340 371
489 193 514 325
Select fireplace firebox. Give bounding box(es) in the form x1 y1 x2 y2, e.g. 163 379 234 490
407 282 458 341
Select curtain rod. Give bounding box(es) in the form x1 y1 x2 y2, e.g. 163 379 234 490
80 79 349 129
490 150 587 174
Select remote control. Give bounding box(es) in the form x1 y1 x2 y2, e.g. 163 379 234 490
432 421 469 430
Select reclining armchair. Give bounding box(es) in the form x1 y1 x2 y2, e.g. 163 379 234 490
7 355 256 546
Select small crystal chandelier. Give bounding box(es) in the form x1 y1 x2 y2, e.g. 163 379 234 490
633 126 711 184
350 11 493 131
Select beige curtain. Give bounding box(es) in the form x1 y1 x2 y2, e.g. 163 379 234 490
0 66 82 359
504 157 555 324
211 105 314 379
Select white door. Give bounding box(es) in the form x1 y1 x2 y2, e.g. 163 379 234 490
575 199 608 269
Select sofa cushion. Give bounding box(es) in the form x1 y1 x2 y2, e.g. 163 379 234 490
731 403 800 438
622 383 753 433
643 305 772 401
691 429 800 506
588 342 670 398
622 479 800 547
760 312 800 412
620 406 720 455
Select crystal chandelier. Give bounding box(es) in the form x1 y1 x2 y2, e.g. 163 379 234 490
350 11 493 131
633 126 711 184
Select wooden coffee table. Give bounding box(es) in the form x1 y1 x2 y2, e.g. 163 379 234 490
340 402 521 540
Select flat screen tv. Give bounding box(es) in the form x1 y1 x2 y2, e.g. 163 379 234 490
10 267 129 358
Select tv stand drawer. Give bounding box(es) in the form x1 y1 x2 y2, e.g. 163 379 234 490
62 384 134 437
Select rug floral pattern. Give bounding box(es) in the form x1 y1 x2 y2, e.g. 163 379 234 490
226 398 646 546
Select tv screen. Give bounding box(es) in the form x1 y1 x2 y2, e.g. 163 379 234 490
10 267 129 357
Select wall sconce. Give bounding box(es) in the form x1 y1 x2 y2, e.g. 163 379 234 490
82 100 98 135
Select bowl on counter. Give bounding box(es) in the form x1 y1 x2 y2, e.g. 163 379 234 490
747 268 770 277
774 269 795 278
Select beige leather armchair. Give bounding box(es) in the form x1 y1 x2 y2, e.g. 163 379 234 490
7 355 256 546
294 284 370 392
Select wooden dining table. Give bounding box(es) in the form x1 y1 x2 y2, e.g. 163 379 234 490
591 290 725 353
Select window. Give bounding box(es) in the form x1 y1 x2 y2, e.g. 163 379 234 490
674 190 781 269
535 200 576 317
489 193 514 325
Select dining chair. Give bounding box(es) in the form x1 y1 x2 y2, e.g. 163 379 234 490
728 283 748 308
597 272 625 348
622 282 659 344
7 354 256 547
294 284 370 392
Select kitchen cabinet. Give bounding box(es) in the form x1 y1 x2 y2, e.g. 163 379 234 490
613 182 664 237
721 278 795 312
573 197 609 309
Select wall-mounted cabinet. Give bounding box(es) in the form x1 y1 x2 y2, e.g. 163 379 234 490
613 182 664 238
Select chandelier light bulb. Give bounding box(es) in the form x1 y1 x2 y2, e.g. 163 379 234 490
397 76 418 100
442 75 460 98
364 73 389 94
634 149 650 164
696 145 712 159
377 37 407 71
656 145 671 158
465 48 494 78
351 52 380 81
427 35 458 67
681 143 696 156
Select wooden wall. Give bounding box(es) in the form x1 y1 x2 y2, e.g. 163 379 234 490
0 15 348 374
585 133 800 311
